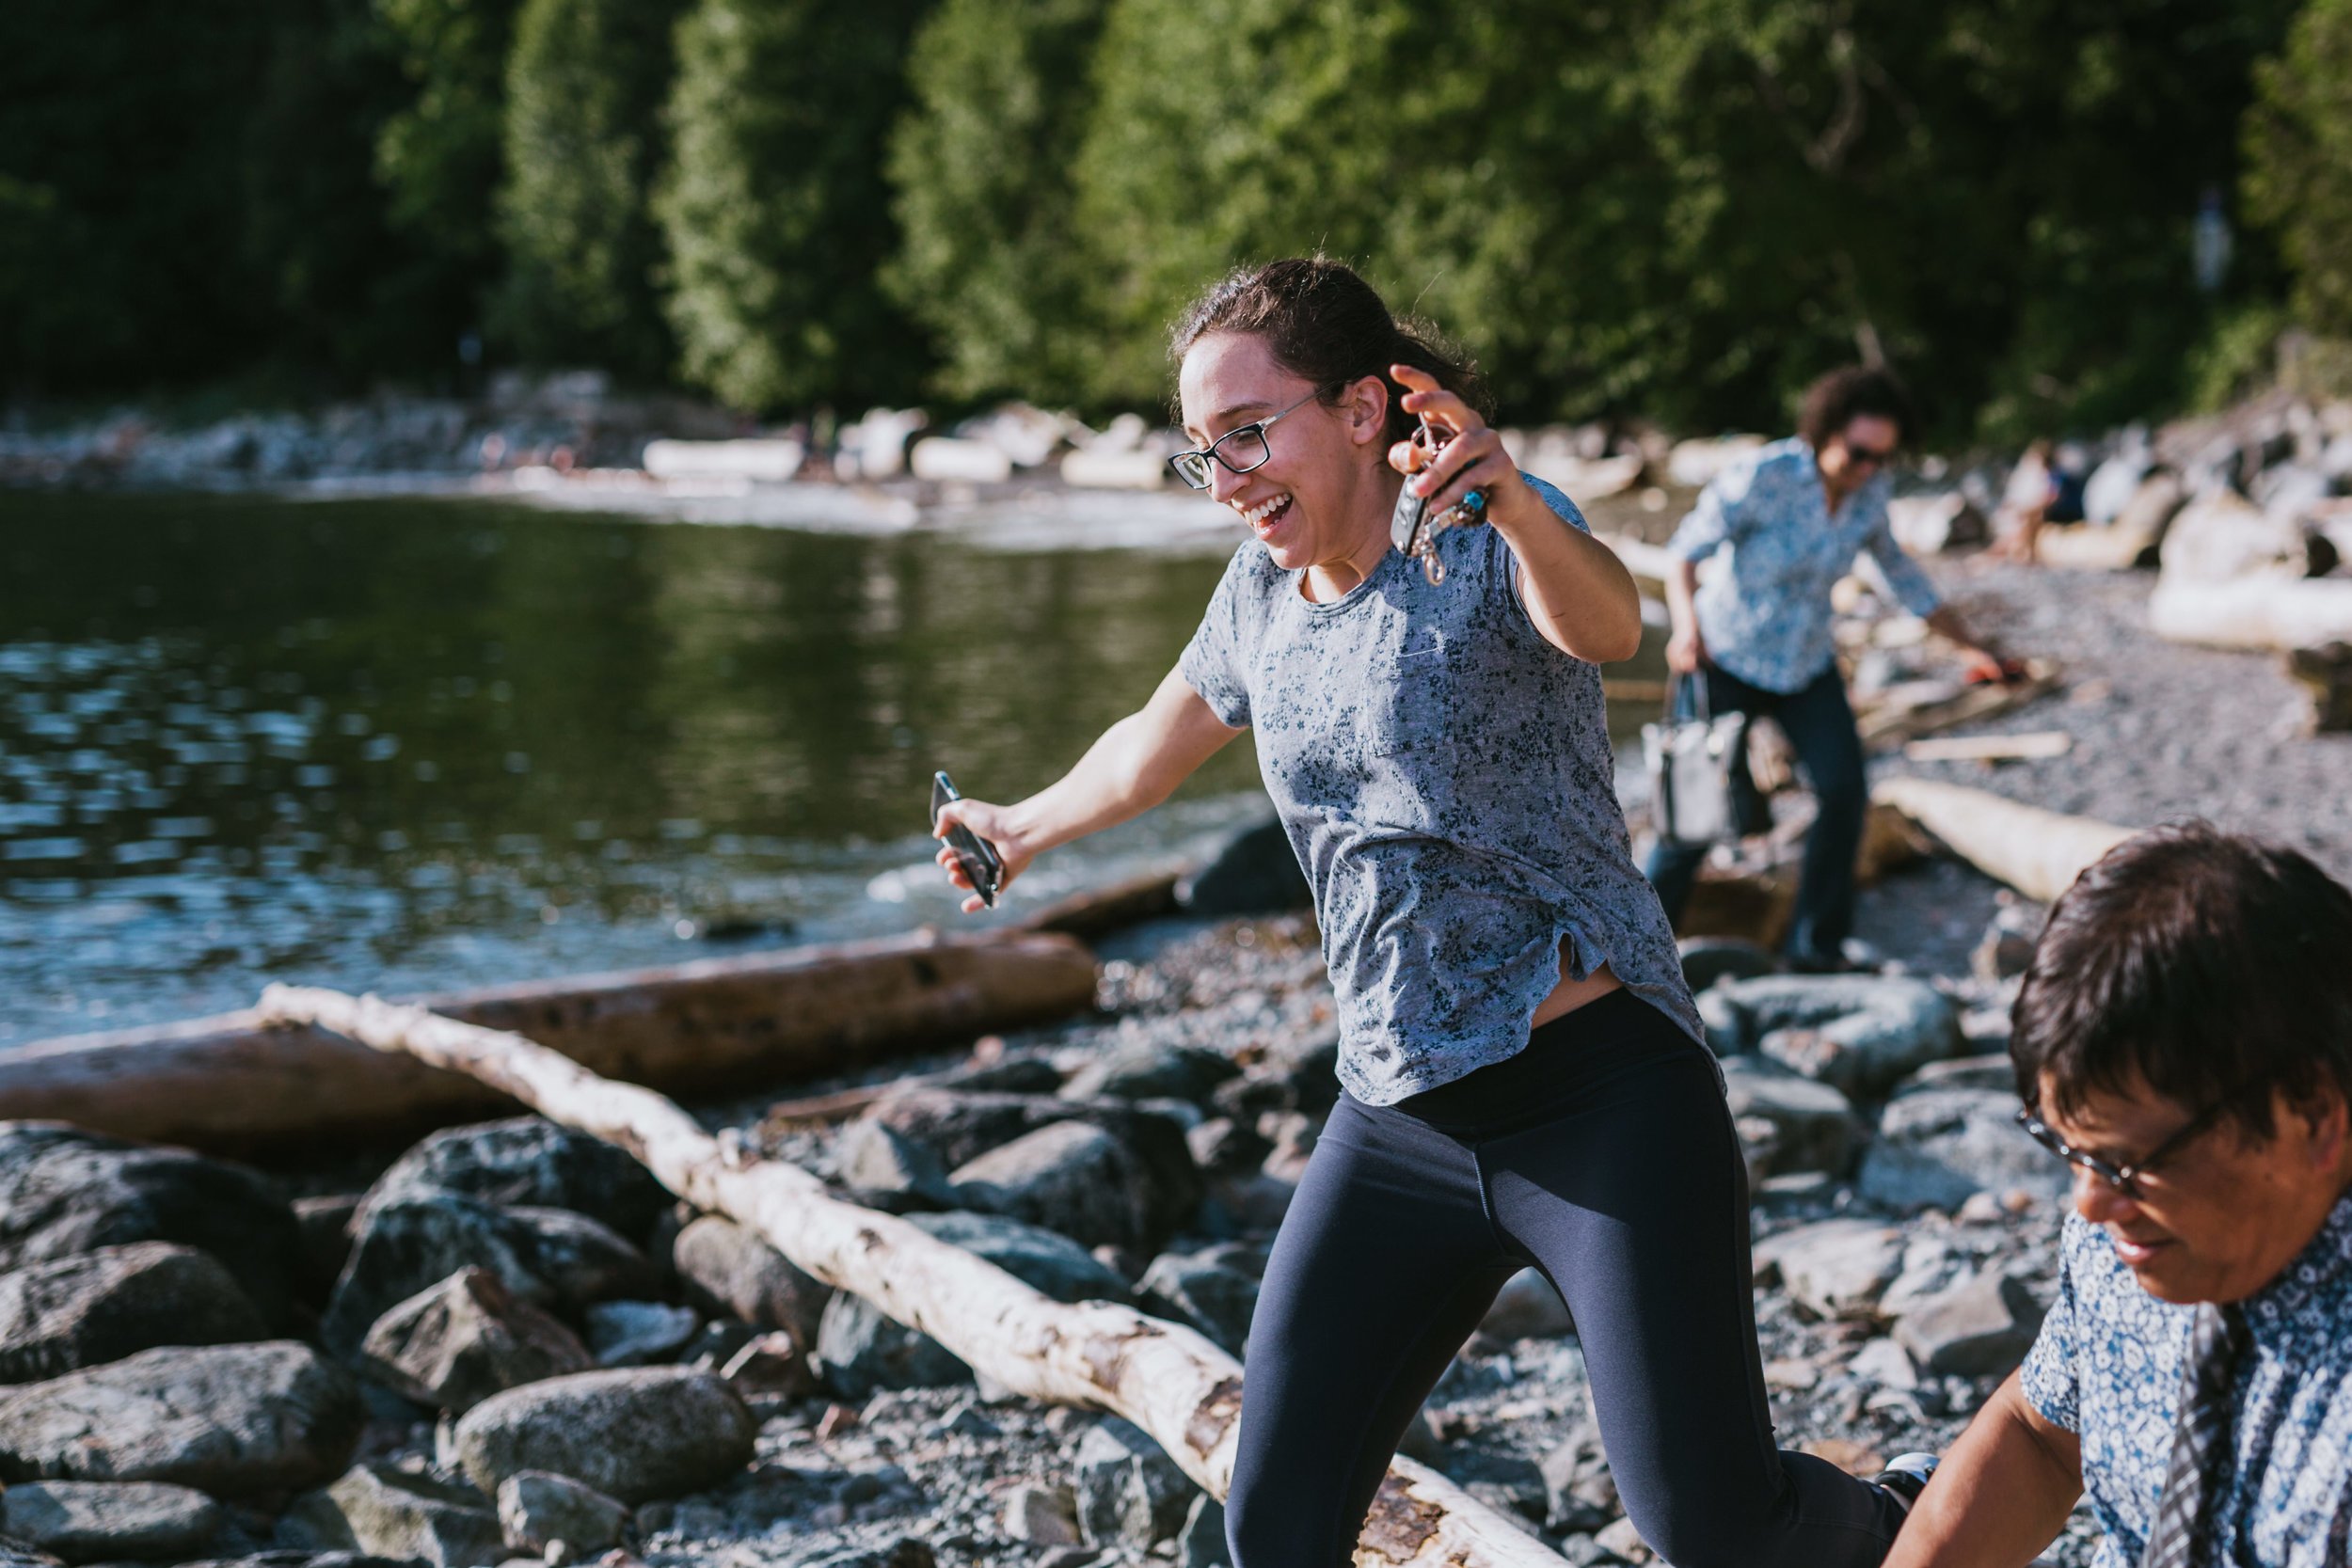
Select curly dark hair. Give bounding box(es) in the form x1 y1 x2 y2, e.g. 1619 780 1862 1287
1169 256 1489 448
1796 366 1916 451
2011 821 2352 1140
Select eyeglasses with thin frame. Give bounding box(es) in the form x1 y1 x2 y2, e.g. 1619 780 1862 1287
2014 1093 2247 1200
1168 387 1330 490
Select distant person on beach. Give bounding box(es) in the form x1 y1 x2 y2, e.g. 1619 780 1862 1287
1884 823 2352 1566
936 258 1931 1566
1646 367 2007 972
1991 438 2090 562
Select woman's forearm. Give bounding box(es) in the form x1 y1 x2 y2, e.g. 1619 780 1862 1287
999 668 1241 857
1490 482 1644 662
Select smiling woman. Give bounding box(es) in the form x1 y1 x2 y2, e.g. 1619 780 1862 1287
933 256 1919 1567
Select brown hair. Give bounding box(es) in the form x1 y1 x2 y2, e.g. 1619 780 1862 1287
1169 256 1489 447
1797 366 1916 450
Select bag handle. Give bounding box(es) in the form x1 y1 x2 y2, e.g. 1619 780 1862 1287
1668 669 1712 725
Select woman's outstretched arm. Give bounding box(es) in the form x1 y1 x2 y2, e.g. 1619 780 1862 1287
932 666 1245 911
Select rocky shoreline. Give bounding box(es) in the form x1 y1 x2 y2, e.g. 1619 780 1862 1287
8 391 2352 1565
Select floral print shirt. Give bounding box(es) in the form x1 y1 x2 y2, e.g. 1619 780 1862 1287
2018 1196 2352 1567
1666 436 1941 693
1178 476 1704 1106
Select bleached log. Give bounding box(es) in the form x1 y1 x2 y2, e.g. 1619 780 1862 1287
2149 576 2352 653
256 986 1560 1568
0 930 1096 1154
1872 778 2131 905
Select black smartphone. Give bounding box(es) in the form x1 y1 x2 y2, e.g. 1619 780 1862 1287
930 770 1004 909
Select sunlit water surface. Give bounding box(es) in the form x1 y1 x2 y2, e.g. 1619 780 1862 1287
0 490 1664 1047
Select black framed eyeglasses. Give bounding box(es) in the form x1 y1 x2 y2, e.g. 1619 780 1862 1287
2014 1093 2246 1200
1168 388 1329 490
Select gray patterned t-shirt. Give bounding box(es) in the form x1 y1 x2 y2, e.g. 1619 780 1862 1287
1178 476 1704 1106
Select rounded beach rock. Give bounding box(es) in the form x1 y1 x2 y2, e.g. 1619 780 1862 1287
450 1367 755 1504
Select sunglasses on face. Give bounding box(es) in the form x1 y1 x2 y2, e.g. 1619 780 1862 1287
2014 1094 2243 1201
1843 443 1899 468
1168 387 1331 490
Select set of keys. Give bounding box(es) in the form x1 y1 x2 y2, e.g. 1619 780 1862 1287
1389 417 1487 585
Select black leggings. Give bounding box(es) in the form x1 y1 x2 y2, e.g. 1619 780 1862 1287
1225 989 1904 1567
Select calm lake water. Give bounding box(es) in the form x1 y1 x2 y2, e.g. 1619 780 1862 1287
0 490 1665 1047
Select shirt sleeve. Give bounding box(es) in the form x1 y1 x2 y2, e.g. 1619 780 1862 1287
1666 456 1761 562
2018 1216 2086 1433
1859 488 1943 618
1177 546 1255 729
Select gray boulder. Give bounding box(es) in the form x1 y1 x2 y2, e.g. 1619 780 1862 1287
1720 1058 1862 1180
813 1212 1130 1402
1857 1088 2069 1212
832 1121 961 1211
1073 1417 1194 1548
1060 1042 1239 1108
1136 1251 1260 1356
371 1118 672 1243
451 1368 754 1503
1178 1492 1229 1568
0 1243 268 1384
1754 1220 1904 1322
1478 1268 1574 1341
325 1464 503 1568
583 1300 698 1367
1893 1269 2047 1379
495 1470 627 1557
1676 938 1777 994
863 1090 1200 1243
0 1122 305 1325
323 1194 657 1356
1 1480 223 1564
1699 975 1961 1099
950 1121 1166 1253
293 1196 363 1301
671 1215 829 1347
0 1341 361 1494
356 1266 593 1413
1177 817 1310 916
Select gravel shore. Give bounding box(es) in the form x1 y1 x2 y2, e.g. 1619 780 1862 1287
10 555 2327 1568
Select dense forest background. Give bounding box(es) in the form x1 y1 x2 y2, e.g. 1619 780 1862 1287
5 0 2350 440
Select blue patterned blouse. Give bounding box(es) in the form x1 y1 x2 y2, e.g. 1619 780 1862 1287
2018 1197 2352 1566
1666 436 1941 693
1177 476 1704 1106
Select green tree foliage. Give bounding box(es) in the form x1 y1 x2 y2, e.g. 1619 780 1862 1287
497 0 684 378
373 0 527 345
2245 0 2352 338
886 0 1113 404
658 0 935 413
0 0 284 390
1059 0 2298 436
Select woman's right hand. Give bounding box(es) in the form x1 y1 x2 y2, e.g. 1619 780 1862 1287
933 797 1035 914
1665 623 1708 675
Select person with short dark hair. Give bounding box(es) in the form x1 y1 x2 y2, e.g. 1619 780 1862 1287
1647 365 2006 970
1884 822 2352 1566
936 259 1925 1565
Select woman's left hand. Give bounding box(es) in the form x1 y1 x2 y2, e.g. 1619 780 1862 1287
1388 364 1522 525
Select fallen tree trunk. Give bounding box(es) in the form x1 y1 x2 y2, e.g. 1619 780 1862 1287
2149 576 2352 653
1871 778 2132 905
0 929 1096 1155
257 986 1562 1568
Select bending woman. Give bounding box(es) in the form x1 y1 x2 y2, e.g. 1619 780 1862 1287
935 258 1913 1566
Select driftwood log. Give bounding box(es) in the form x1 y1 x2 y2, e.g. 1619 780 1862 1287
1872 778 2131 905
2148 576 2352 654
0 929 1097 1155
256 986 1563 1568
